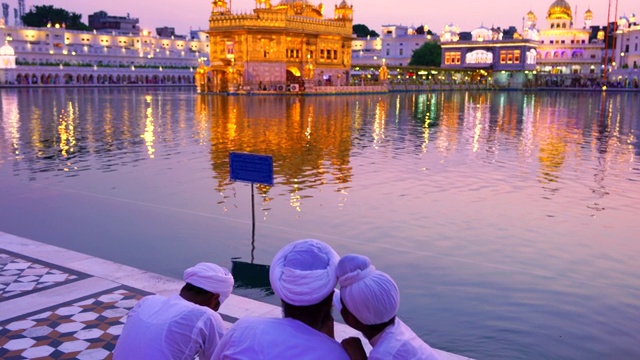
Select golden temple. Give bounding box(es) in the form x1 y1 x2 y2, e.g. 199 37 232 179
196 0 354 93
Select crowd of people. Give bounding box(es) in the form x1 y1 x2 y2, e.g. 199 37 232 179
112 238 441 360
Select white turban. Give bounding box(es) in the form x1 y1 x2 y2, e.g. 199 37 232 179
336 254 399 325
183 262 234 304
269 239 340 306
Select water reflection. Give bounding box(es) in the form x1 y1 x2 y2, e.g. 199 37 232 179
1 89 638 212
143 95 156 158
197 95 355 214
1 91 20 160
1 88 639 360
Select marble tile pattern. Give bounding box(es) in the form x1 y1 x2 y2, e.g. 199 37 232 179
0 250 87 301
0 232 474 360
0 286 148 359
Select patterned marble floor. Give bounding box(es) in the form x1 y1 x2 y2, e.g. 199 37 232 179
0 249 152 359
0 231 472 360
0 250 87 301
0 286 150 360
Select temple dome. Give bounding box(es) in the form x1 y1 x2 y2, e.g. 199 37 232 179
0 42 15 56
547 0 572 20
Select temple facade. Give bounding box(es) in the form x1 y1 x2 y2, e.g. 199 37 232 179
198 0 354 93
528 0 604 83
439 23 538 88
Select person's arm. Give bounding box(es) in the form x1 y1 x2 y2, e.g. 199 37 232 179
341 337 367 360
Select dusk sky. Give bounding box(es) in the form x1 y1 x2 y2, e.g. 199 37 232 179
29 0 635 36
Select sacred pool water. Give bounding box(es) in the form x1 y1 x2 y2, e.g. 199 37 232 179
0 88 638 360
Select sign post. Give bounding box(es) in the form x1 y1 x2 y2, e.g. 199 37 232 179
229 152 274 263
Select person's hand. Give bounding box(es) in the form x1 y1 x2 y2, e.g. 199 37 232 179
341 337 367 360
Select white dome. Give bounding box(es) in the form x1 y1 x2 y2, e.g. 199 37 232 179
0 42 15 56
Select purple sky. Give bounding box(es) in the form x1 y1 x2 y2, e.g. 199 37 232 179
28 0 635 35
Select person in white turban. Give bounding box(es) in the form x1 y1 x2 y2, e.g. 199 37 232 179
213 239 349 360
114 262 234 360
336 254 441 360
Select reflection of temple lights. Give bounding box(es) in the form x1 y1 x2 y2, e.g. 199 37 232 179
373 99 387 147
1 92 21 158
305 106 313 140
56 102 77 161
142 95 156 158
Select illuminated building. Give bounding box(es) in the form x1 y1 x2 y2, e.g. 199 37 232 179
610 13 640 87
351 24 437 67
0 20 208 85
440 23 538 88
530 0 604 82
197 0 354 93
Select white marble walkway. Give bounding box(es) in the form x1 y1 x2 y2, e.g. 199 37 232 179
0 231 471 360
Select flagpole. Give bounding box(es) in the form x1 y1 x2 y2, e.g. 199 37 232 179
603 0 612 80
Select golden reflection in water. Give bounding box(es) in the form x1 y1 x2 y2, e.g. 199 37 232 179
29 108 43 158
142 95 156 158
373 97 387 148
103 100 114 147
436 92 461 154
195 96 209 144
420 94 437 153
1 92 20 160
56 102 77 163
531 97 581 186
201 95 354 213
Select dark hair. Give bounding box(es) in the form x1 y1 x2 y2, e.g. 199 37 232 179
182 282 213 296
281 292 334 331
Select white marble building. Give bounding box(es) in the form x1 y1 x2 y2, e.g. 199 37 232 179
528 0 604 78
0 23 210 85
351 25 437 67
610 13 640 87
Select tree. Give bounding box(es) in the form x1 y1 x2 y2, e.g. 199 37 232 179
409 41 442 67
22 5 89 30
415 26 434 36
352 24 379 38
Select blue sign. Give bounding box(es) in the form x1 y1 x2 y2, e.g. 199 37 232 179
229 152 274 186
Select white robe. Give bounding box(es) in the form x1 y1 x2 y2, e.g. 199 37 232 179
212 317 350 360
114 294 226 360
368 319 441 360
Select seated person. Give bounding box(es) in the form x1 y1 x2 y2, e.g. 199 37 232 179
114 262 234 360
336 254 441 360
213 239 349 360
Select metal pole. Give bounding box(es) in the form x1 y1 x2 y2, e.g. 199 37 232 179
251 182 256 264
603 0 612 80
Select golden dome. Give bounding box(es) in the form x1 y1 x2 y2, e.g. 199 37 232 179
584 8 593 21
547 0 572 20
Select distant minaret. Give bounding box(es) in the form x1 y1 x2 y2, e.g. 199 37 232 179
17 0 24 25
2 3 8 25
584 8 593 28
13 7 17 25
